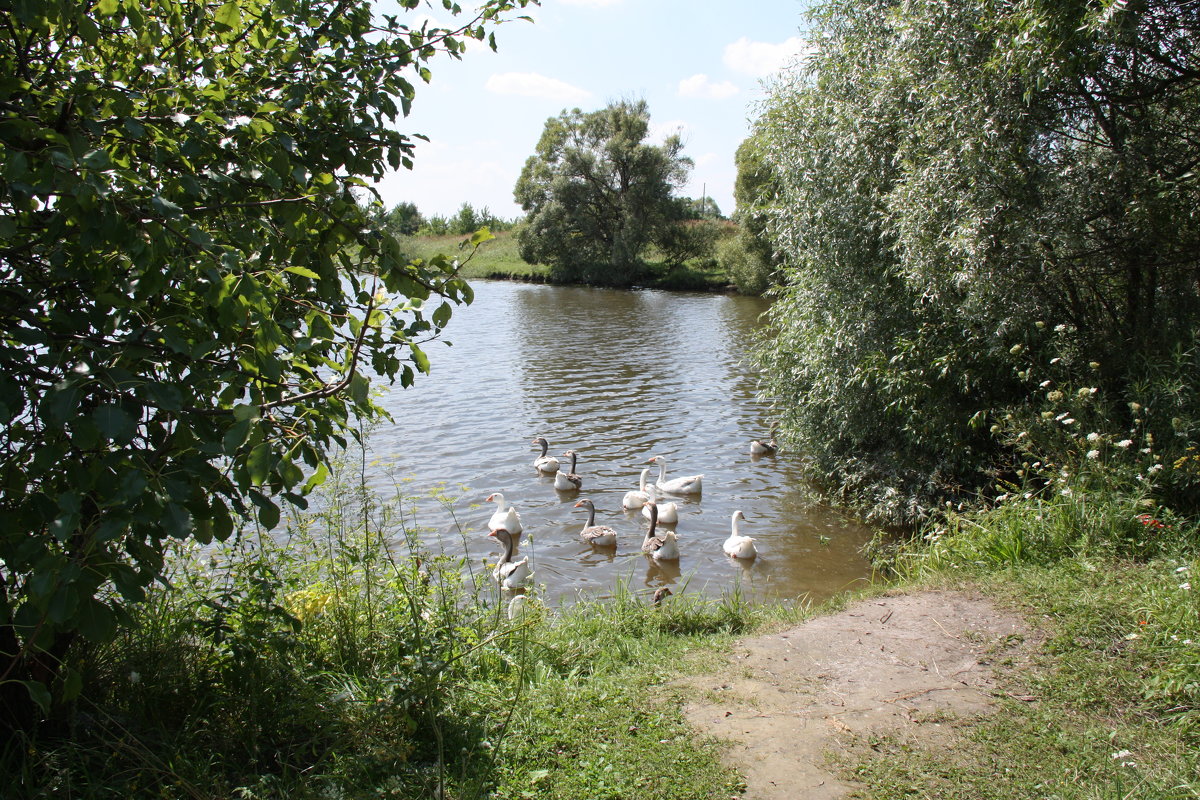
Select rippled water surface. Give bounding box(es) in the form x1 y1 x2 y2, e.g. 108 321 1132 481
368 280 875 604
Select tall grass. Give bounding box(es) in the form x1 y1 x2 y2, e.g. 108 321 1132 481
5 443 770 799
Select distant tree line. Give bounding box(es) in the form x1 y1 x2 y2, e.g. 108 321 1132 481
373 200 518 238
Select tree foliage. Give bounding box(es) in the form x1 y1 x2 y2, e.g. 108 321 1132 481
514 99 692 285
0 0 535 725
754 0 1200 522
720 137 779 295
380 201 425 237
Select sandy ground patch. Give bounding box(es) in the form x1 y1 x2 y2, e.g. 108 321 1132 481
679 590 1031 799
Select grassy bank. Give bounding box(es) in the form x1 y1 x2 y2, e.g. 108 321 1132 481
401 230 735 292
4 451 791 799
846 489 1200 799
7 444 1197 798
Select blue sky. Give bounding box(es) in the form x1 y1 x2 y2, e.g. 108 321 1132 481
373 0 812 221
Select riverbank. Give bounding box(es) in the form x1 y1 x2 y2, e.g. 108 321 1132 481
12 491 1195 798
401 230 738 292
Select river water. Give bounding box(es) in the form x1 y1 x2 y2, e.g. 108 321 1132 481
366 280 876 605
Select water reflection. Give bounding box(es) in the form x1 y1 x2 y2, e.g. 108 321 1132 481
370 280 875 605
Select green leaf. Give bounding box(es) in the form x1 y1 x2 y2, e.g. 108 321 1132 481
18 681 51 714
303 462 329 492
432 301 452 328
222 417 252 455
411 345 430 374
284 265 321 279
77 600 117 644
251 492 280 528
246 442 273 486
95 0 120 16
214 1 240 29
93 405 137 443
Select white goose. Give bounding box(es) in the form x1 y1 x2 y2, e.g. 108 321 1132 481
621 467 652 510
488 528 531 588
722 510 757 559
573 498 617 547
486 492 522 534
646 454 703 496
554 450 583 492
531 436 560 474
641 502 680 561
640 484 679 526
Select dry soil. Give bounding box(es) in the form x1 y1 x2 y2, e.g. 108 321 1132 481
679 589 1032 799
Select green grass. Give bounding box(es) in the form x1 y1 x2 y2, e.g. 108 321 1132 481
401 230 549 281
4 450 791 799
400 230 734 291
8 436 1197 799
842 484 1200 800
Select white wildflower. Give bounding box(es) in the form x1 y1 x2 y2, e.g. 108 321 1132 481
1060 488 1073 496
1054 324 1067 333
1116 439 1133 449
1086 450 1100 460
1175 566 1189 573
1110 750 1132 760
1180 582 1191 591
1148 463 1164 474
1040 380 1052 388
1062 417 1076 425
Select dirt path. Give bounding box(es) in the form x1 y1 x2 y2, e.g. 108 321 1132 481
678 590 1032 799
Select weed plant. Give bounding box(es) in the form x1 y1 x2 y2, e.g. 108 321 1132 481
4 446 767 799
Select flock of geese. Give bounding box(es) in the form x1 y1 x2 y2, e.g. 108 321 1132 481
484 431 779 591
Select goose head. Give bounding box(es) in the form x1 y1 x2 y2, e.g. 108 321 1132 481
488 527 516 555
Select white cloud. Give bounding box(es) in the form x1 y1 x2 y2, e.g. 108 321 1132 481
485 72 592 102
723 36 810 78
677 73 739 100
374 138 524 219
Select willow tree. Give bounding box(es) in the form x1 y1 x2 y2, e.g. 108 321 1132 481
755 0 1200 521
514 99 692 285
0 0 535 725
